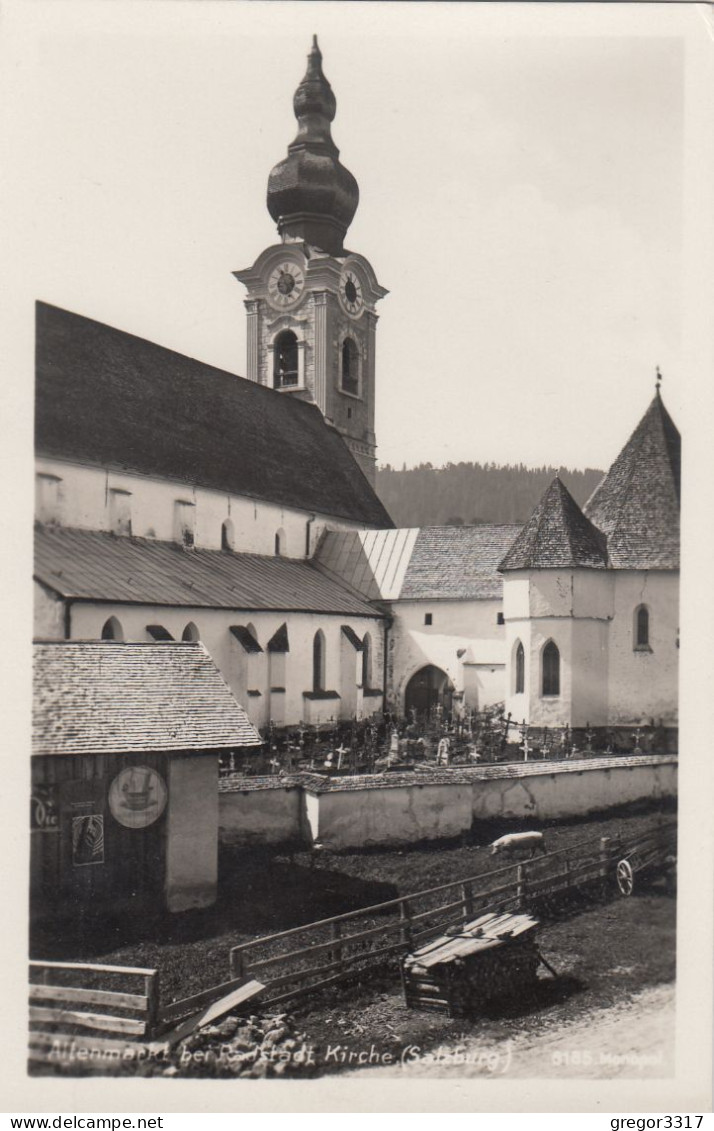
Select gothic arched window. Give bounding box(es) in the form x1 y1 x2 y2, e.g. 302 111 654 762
542 640 560 697
313 630 326 693
635 605 650 649
182 622 200 642
341 338 359 396
515 641 525 694
221 518 235 551
273 330 299 389
275 528 286 556
362 632 372 689
101 616 124 642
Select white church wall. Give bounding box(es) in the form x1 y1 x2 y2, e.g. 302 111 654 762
34 581 66 638
503 575 530 619
607 571 679 725
389 598 505 711
569 618 610 727
34 456 370 558
526 619 574 728
61 600 383 729
572 570 615 618
462 664 505 711
526 569 613 619
503 620 532 725
504 571 613 727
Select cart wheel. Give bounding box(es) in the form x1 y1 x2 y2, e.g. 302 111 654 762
616 858 634 897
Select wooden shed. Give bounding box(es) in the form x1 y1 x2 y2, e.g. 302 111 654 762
31 640 261 919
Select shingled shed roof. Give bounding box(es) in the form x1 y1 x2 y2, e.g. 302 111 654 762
35 302 392 528
35 525 381 618
583 392 680 569
400 525 523 599
499 477 608 571
32 641 262 757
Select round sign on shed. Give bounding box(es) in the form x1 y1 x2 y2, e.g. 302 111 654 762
109 766 167 829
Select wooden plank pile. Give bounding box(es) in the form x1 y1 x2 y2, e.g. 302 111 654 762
401 911 541 1018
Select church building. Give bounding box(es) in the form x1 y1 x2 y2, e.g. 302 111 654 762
34 38 394 732
33 36 680 742
499 388 680 733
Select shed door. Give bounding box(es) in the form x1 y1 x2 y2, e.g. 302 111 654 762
105 754 167 904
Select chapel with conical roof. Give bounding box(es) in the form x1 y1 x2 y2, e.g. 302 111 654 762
234 37 387 486
498 389 680 731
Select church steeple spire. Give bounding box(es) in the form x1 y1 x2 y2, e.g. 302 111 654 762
266 36 359 256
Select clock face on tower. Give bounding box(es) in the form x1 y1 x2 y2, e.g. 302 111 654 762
339 268 364 317
267 262 305 308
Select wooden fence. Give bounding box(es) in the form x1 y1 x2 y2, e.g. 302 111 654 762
226 820 676 1009
29 819 676 1052
28 960 159 1069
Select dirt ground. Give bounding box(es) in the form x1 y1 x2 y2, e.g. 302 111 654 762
31 803 675 1006
346 983 675 1079
281 885 675 1077
30 803 676 1079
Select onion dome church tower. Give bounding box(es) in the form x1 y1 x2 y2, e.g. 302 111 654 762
234 37 387 486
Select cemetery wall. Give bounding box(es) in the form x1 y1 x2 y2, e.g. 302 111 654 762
218 756 677 850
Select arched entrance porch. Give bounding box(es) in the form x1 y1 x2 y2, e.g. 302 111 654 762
404 665 454 720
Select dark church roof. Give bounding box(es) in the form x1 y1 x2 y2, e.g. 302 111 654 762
34 524 381 618
499 476 609 571
35 302 392 529
583 392 680 569
33 641 261 756
401 525 523 599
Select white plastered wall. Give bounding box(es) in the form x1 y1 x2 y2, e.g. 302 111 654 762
42 598 384 730
35 456 375 558
390 597 506 711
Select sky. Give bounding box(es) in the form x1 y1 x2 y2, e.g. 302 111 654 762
1 1 705 473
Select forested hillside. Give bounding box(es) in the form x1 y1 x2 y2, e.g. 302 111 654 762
375 462 604 527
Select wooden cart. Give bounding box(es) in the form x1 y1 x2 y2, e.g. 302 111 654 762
401 911 546 1018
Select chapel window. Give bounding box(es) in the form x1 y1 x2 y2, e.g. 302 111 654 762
101 616 124 642
182 622 200 642
275 528 286 556
313 630 326 693
362 632 372 689
515 641 525 694
221 519 235 551
542 640 560 697
635 605 650 650
273 331 299 389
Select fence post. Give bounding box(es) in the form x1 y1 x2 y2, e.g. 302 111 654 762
399 898 413 950
599 836 611 895
230 947 245 981
461 881 474 922
145 971 159 1039
516 864 527 910
331 920 343 966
